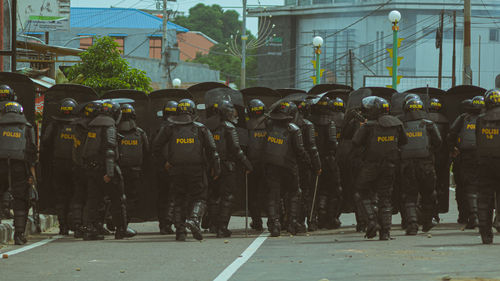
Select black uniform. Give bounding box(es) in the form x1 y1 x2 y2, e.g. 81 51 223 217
246 115 267 230
447 113 480 228
294 115 321 231
81 114 128 240
428 112 450 215
152 114 220 241
475 106 500 244
0 112 37 244
117 119 149 220
155 119 175 234
263 118 312 237
205 115 252 237
309 114 341 229
400 112 442 234
353 115 407 239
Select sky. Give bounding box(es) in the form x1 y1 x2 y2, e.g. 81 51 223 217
71 0 284 34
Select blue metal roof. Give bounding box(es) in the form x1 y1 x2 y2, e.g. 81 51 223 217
70 7 189 32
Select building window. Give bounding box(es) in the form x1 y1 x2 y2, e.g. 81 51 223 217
112 37 125 53
149 37 162 59
79 36 93 50
490 29 499 42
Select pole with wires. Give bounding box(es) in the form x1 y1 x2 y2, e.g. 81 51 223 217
162 0 171 88
241 0 248 89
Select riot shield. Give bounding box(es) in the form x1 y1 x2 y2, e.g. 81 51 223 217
445 85 486 122
187 82 229 105
240 87 282 107
307 84 353 96
102 90 150 135
149 89 194 132
0 72 36 124
347 87 396 111
39 84 98 213
276 88 306 97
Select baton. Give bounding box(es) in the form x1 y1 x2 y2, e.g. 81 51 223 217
245 173 249 238
309 174 320 223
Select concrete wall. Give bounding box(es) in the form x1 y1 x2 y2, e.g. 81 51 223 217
177 32 216 61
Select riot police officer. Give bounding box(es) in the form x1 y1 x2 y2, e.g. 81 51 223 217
353 97 407 240
0 102 37 245
117 104 149 222
205 100 253 238
152 99 220 241
475 89 500 244
427 98 450 221
41 98 78 235
264 102 314 237
157 101 178 235
447 96 485 229
81 101 135 240
309 96 341 229
400 98 442 235
0 85 17 218
246 99 267 231
293 100 321 232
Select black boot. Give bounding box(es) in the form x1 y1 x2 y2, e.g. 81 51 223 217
96 222 112 235
115 226 137 239
317 195 328 229
421 204 437 233
478 193 493 244
361 199 379 239
354 193 367 232
83 224 104 240
13 210 28 244
74 225 84 239
186 201 206 241
175 225 187 242
465 193 479 229
269 219 281 237
207 199 219 234
56 203 69 235
405 202 418 235
379 205 392 241
250 217 263 231
59 225 69 235
327 198 342 230
160 224 174 235
216 197 232 238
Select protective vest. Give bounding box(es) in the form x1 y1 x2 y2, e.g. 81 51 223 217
168 124 203 165
314 122 336 157
119 129 143 167
247 118 266 162
72 118 90 166
364 124 400 161
263 124 295 169
53 121 76 160
331 112 344 140
81 126 104 163
457 114 478 151
477 108 500 157
211 124 228 161
0 123 27 160
401 120 430 159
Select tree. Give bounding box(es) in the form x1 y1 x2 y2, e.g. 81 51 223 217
173 4 258 88
67 36 152 95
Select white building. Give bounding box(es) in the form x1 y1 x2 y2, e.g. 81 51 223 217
249 0 500 91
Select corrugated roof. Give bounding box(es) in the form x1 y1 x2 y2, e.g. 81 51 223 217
70 7 189 32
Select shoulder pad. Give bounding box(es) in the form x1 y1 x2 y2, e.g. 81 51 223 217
193 121 205 128
136 127 145 133
288 122 300 132
25 122 33 128
378 115 403 127
428 112 449 124
365 120 378 127
89 115 115 127
223 121 236 129
421 119 434 126
482 107 500 121
303 118 313 126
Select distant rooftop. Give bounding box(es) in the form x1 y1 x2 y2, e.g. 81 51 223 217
70 7 189 32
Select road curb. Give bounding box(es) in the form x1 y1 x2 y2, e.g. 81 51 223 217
0 215 58 244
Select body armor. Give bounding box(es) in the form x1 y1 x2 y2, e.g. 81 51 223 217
81 115 117 165
0 123 27 160
401 119 431 159
247 116 266 162
263 123 298 169
119 128 144 167
53 121 77 160
168 123 204 165
477 108 500 157
363 116 401 161
314 120 337 157
457 114 478 151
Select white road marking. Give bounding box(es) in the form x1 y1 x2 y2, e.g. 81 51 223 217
213 232 269 281
1 235 61 259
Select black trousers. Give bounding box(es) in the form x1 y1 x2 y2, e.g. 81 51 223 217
477 158 500 232
86 169 126 229
401 158 437 225
157 168 174 228
248 162 264 221
355 160 396 231
169 165 207 232
207 162 237 227
53 159 75 227
434 150 451 213
265 164 300 226
121 166 141 220
71 165 87 227
0 160 29 232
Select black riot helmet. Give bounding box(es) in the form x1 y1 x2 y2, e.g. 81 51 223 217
3 101 23 114
484 89 500 109
219 100 238 124
404 94 421 106
361 96 390 120
313 96 331 114
84 101 100 118
295 100 311 116
270 101 294 120
120 104 136 120
177 99 196 115
470 96 486 113
331 97 345 113
0 85 16 101
163 101 178 119
428 98 443 113
248 99 266 118
404 98 425 113
101 100 122 122
59 98 77 116
460 99 473 114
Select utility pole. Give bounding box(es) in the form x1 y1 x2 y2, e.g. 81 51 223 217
241 0 247 89
463 0 472 85
162 0 171 88
349 49 354 88
438 10 444 89
478 35 481 86
452 11 456 87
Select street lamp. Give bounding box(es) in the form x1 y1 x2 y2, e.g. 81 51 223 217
313 36 323 85
388 10 401 90
172 78 181 88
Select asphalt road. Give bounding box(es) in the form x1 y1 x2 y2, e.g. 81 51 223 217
1 192 500 281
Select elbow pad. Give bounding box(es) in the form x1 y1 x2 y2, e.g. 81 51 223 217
105 150 115 177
